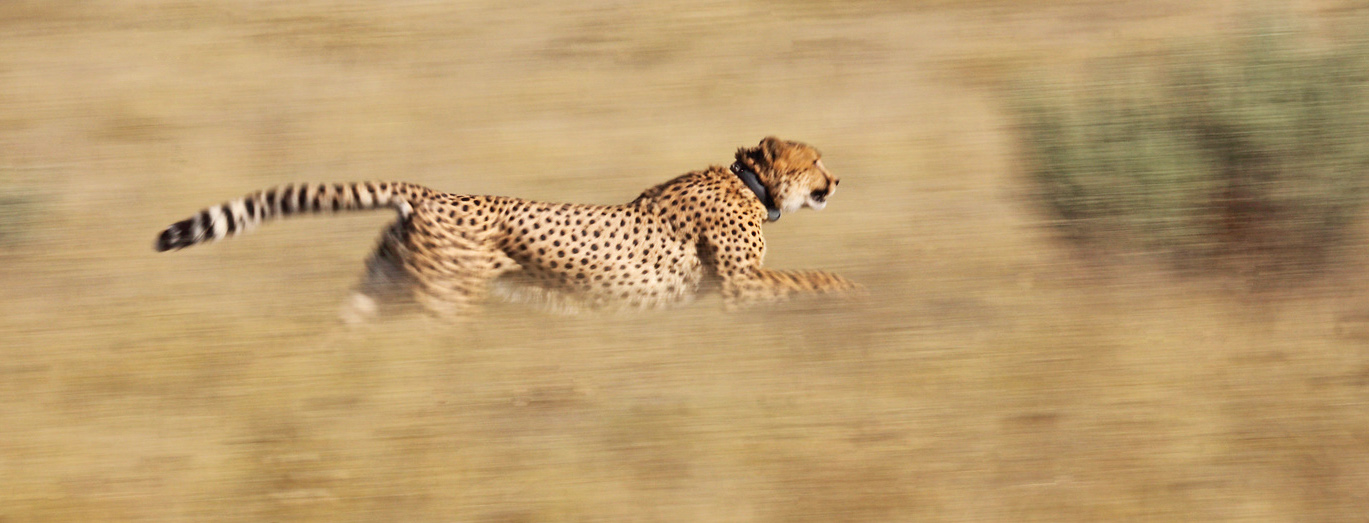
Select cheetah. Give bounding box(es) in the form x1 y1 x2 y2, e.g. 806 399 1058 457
155 137 860 321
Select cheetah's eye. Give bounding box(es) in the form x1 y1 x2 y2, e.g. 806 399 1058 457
811 188 829 201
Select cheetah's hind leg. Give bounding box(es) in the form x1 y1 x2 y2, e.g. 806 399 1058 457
408 245 519 321
340 229 416 325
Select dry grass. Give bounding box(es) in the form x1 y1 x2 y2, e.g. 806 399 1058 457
2 0 1368 521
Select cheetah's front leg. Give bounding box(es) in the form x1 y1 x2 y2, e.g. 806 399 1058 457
720 267 863 309
704 221 862 309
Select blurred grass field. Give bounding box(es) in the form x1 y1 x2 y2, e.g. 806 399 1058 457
3 1 1369 521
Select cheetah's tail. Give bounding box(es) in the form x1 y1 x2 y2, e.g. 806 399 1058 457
154 181 437 252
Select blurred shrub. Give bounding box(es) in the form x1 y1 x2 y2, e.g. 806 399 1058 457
0 169 37 246
1015 27 1369 277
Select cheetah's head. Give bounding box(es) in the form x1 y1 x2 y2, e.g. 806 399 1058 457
735 136 839 218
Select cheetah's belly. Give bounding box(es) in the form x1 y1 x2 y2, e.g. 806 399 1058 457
488 202 705 311
493 249 705 311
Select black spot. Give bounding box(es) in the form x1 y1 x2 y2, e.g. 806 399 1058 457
297 185 309 210
243 198 256 218
351 183 365 204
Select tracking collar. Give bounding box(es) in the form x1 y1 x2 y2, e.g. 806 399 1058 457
731 162 781 222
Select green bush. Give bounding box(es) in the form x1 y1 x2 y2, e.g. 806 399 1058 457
1015 28 1369 277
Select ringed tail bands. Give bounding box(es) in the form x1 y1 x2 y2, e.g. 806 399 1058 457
154 181 436 252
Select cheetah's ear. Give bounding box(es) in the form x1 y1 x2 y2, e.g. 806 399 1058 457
736 138 774 172
759 136 787 162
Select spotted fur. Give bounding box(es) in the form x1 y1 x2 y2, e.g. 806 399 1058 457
155 137 860 321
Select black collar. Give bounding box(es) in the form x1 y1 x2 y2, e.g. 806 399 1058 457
731 162 781 222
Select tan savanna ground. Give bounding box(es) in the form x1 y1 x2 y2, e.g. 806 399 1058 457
3 1 1369 521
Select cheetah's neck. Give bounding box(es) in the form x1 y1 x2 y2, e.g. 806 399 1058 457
730 162 781 222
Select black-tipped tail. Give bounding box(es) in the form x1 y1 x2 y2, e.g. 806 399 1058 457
155 218 197 252
153 181 436 252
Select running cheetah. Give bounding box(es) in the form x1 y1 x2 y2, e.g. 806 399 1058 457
155 137 860 321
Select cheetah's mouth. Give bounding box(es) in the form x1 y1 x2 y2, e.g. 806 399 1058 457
804 188 830 211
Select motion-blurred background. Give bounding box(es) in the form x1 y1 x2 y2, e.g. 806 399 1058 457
3 1 1369 521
